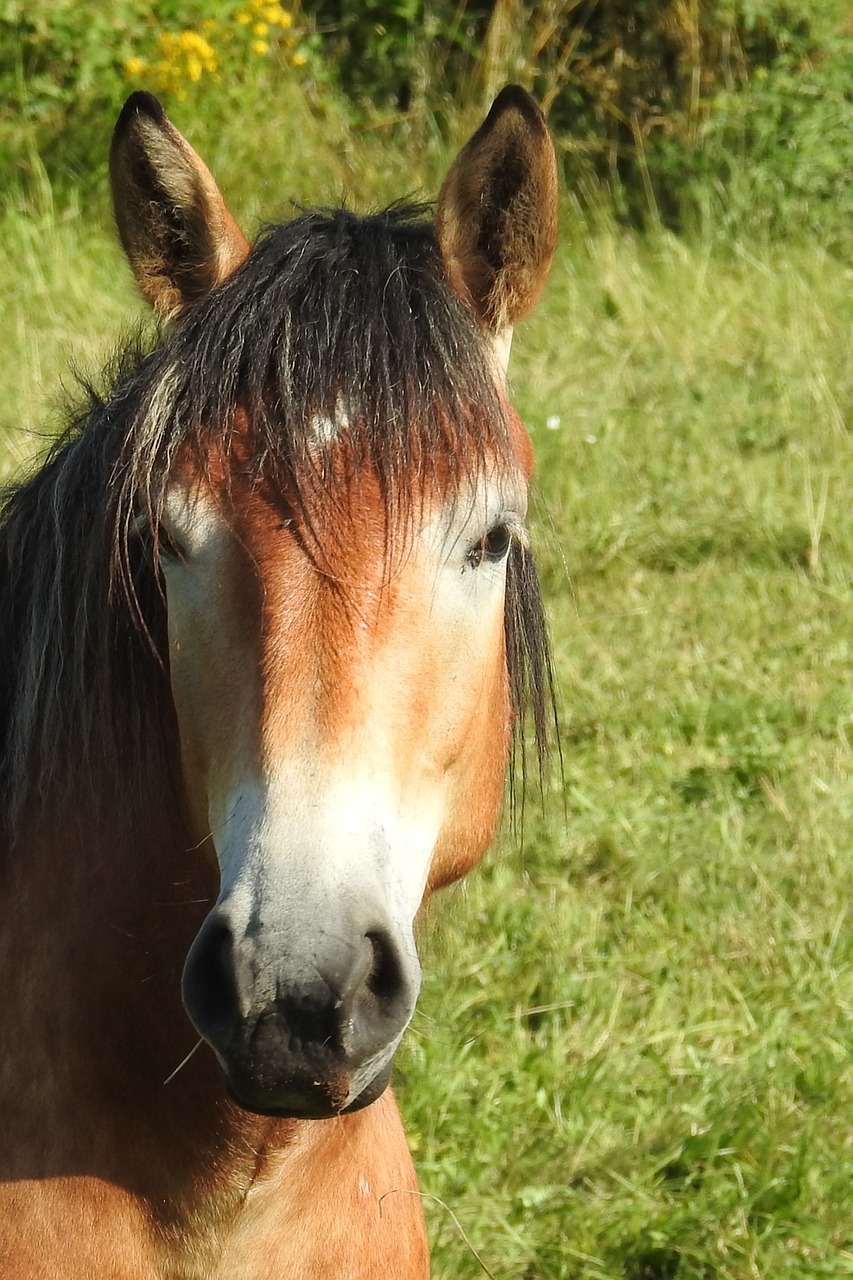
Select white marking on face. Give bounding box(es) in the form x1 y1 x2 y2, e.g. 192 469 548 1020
192 761 435 1101
163 470 525 881
199 471 524 926
218 765 444 941
310 403 351 446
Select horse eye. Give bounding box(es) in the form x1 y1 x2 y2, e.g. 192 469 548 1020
132 513 182 560
155 524 186 563
467 523 513 569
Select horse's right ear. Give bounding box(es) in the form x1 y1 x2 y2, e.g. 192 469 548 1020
436 86 558 372
109 92 250 319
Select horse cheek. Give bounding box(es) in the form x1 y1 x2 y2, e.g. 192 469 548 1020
427 646 511 891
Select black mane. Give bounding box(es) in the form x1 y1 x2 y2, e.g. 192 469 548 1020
0 204 552 829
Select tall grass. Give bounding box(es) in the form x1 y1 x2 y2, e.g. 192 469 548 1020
2 90 853 1279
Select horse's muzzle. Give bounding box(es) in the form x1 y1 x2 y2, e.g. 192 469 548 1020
181 907 420 1118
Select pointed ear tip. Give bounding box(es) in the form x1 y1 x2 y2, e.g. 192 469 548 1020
489 84 549 132
113 91 166 144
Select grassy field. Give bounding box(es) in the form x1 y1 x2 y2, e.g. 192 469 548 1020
404 227 853 1278
3 81 853 1279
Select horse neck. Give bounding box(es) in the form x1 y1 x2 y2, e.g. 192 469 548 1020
0 760 299 1216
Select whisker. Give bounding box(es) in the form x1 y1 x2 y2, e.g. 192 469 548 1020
163 1037 204 1085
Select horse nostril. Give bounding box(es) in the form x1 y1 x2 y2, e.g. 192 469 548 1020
366 931 391 998
182 915 240 1049
365 929 402 1001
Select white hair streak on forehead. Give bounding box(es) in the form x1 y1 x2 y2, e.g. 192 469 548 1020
310 402 351 447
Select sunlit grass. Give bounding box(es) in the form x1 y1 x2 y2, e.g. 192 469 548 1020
2 116 853 1279
401 221 853 1278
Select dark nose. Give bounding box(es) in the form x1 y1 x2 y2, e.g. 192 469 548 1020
181 908 419 1116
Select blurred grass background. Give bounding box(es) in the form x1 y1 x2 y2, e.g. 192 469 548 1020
2 3 853 1276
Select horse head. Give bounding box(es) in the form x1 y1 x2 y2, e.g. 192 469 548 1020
109 87 557 1120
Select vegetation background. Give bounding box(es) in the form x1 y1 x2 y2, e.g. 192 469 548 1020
1 2 852 1276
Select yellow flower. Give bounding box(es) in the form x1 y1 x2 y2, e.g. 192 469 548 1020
124 55 147 80
291 51 307 67
252 38 269 55
252 21 268 36
236 11 250 24
148 29 218 95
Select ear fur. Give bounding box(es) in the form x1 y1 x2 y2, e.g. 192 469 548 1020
109 92 250 318
436 85 558 337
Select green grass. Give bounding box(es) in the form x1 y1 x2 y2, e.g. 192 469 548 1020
402 225 853 1277
3 104 853 1278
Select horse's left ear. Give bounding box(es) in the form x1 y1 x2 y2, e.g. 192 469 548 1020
436 85 558 371
109 92 250 319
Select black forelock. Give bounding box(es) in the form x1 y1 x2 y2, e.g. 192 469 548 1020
0 202 552 829
130 204 508 504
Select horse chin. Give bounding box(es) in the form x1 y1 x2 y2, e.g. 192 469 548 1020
224 1062 393 1121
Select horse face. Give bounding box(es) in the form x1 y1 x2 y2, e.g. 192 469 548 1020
111 85 556 1117
162 458 526 1116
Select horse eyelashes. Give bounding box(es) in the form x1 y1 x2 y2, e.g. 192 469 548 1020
467 522 514 569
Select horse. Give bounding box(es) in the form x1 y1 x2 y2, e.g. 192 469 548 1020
0 85 557 1277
